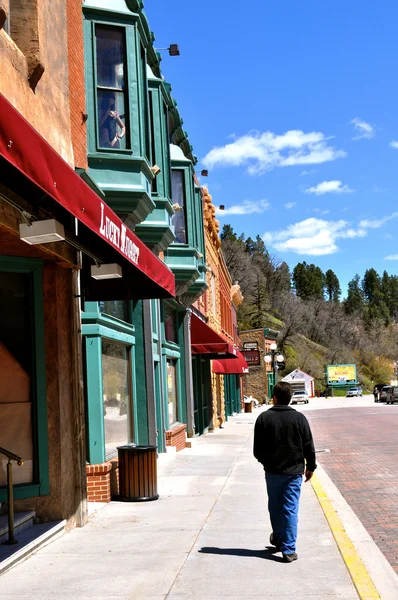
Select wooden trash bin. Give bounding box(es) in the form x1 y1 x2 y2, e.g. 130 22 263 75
117 444 159 502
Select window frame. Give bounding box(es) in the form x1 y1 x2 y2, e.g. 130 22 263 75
101 338 134 460
0 257 49 501
171 168 188 244
94 23 130 152
82 302 137 465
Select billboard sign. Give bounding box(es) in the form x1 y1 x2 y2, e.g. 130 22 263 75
326 364 357 386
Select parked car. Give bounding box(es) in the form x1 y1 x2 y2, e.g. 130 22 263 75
373 383 388 402
291 390 309 404
346 387 363 397
386 386 398 404
379 386 392 403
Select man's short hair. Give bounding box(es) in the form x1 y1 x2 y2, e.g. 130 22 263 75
273 382 292 405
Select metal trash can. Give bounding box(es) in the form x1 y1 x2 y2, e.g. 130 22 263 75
117 444 159 502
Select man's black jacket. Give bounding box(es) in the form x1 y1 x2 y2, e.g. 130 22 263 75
253 405 317 475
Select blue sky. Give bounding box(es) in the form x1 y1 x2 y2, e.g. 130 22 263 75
145 1 398 296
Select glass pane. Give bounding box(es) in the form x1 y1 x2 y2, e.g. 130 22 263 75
96 26 125 89
97 90 127 149
171 170 187 243
102 341 130 459
99 300 128 322
164 304 177 343
0 271 34 486
167 359 178 425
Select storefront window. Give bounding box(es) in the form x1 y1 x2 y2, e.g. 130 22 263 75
96 25 129 149
167 359 178 425
164 304 177 343
99 300 129 322
102 341 131 459
0 271 34 485
171 170 187 243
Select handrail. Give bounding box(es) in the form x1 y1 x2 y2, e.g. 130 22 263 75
0 446 24 544
0 447 24 466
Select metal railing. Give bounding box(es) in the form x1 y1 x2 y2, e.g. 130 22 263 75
0 447 24 544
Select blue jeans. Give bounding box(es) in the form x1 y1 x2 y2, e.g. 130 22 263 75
265 473 303 555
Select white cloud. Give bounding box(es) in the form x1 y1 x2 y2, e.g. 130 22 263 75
313 208 330 215
390 141 398 149
305 180 354 195
385 254 398 260
300 169 317 176
217 199 270 216
284 202 296 209
202 129 346 175
263 211 398 256
263 218 366 256
351 118 375 140
358 212 398 229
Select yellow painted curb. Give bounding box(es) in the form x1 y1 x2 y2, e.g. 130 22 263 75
311 473 380 600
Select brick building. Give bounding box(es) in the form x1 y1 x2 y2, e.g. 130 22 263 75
240 328 280 402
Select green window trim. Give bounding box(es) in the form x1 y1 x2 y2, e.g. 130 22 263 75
82 301 137 464
84 13 148 160
0 257 49 501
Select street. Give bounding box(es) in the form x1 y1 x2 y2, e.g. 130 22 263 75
295 395 398 575
2 395 398 598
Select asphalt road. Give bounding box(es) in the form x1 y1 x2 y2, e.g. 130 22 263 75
294 395 398 575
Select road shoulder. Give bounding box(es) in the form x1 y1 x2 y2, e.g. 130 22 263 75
313 464 398 600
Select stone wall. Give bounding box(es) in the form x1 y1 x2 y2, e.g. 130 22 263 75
240 329 273 403
0 0 74 165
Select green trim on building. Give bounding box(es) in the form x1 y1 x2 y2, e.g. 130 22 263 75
0 257 49 501
82 301 137 464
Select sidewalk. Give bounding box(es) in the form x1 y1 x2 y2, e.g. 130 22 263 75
0 410 378 599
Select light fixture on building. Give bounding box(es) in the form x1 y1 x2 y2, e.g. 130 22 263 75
19 219 65 245
172 203 182 211
155 44 180 56
150 164 161 176
90 263 123 280
168 44 180 56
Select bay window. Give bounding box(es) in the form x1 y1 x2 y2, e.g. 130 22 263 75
95 25 129 150
171 170 187 243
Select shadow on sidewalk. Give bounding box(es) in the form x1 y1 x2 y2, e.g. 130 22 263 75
198 546 284 562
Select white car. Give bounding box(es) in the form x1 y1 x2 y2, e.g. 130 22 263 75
291 391 309 404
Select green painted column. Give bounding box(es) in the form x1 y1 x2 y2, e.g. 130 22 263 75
132 300 149 446
84 335 105 465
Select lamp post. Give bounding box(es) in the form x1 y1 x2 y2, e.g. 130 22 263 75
264 342 284 398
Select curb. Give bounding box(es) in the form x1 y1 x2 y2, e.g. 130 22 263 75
312 472 380 600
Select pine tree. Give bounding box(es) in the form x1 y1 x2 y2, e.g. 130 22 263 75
325 269 341 302
344 275 365 314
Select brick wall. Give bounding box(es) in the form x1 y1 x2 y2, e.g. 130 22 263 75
86 463 112 503
66 0 88 169
166 423 187 451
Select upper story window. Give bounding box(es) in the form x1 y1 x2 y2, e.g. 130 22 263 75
164 304 177 344
95 25 129 150
171 170 187 243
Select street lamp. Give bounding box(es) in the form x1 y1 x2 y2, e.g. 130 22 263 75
264 342 284 398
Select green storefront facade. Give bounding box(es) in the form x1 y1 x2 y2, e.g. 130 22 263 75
81 0 208 487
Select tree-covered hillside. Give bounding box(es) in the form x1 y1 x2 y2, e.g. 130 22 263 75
221 225 398 391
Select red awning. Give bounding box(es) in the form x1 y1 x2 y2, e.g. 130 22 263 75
212 351 249 375
0 94 175 299
191 313 237 358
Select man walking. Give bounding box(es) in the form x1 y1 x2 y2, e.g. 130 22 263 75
253 381 317 563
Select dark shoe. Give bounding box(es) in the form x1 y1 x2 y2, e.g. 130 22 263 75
283 552 298 563
269 533 281 551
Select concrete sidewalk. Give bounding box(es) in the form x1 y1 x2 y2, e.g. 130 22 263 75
0 411 365 599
